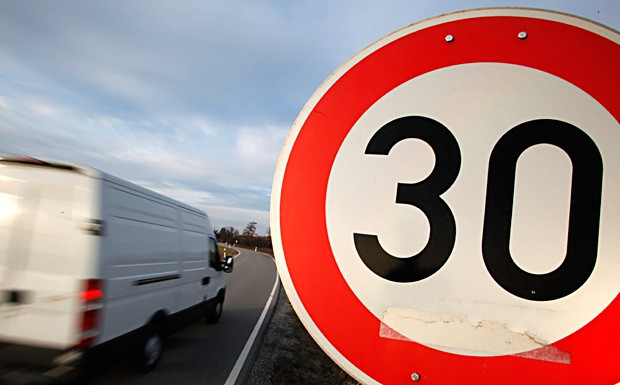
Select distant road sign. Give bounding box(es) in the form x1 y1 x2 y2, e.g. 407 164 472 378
272 8 619 385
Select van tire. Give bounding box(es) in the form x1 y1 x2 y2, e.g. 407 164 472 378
136 325 163 372
206 293 224 324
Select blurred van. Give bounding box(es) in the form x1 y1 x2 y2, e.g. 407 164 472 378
0 155 233 382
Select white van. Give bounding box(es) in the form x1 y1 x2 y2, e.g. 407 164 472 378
0 155 233 382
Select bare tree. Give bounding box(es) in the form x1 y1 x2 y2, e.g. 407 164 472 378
243 221 257 237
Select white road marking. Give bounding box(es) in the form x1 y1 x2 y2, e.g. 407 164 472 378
224 255 279 385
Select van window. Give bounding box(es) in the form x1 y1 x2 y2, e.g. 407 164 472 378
208 238 221 270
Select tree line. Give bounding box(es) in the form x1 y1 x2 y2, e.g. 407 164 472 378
215 221 272 249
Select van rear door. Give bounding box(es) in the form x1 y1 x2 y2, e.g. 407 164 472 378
0 162 98 350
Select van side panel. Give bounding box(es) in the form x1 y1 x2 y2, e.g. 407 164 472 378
98 181 182 343
97 179 220 345
178 209 211 310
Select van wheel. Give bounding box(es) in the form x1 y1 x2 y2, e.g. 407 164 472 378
206 294 224 324
136 326 163 372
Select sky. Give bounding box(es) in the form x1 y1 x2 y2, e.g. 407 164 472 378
0 1 618 235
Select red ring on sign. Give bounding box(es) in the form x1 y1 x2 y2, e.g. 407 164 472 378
279 14 619 385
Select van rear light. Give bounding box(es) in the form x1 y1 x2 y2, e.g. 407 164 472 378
81 280 103 302
77 279 103 349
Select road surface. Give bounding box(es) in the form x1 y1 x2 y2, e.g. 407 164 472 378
85 248 278 385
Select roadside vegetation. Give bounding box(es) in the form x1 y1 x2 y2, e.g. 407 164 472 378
217 245 238 258
216 221 273 256
248 290 359 385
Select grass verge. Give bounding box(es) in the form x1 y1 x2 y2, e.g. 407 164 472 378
218 245 239 257
247 289 360 385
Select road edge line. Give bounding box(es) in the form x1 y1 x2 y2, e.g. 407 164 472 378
224 267 280 385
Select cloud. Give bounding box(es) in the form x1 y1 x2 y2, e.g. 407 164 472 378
0 92 281 220
236 125 288 171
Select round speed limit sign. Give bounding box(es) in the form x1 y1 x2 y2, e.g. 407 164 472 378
271 8 619 385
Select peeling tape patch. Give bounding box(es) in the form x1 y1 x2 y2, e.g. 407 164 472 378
513 346 571 364
379 322 413 342
380 307 552 356
379 316 571 364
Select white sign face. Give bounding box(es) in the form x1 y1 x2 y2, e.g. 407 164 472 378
326 63 620 356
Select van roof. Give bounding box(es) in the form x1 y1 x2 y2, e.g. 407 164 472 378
0 154 96 176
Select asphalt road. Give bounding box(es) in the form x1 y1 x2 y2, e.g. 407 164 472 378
84 248 278 385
